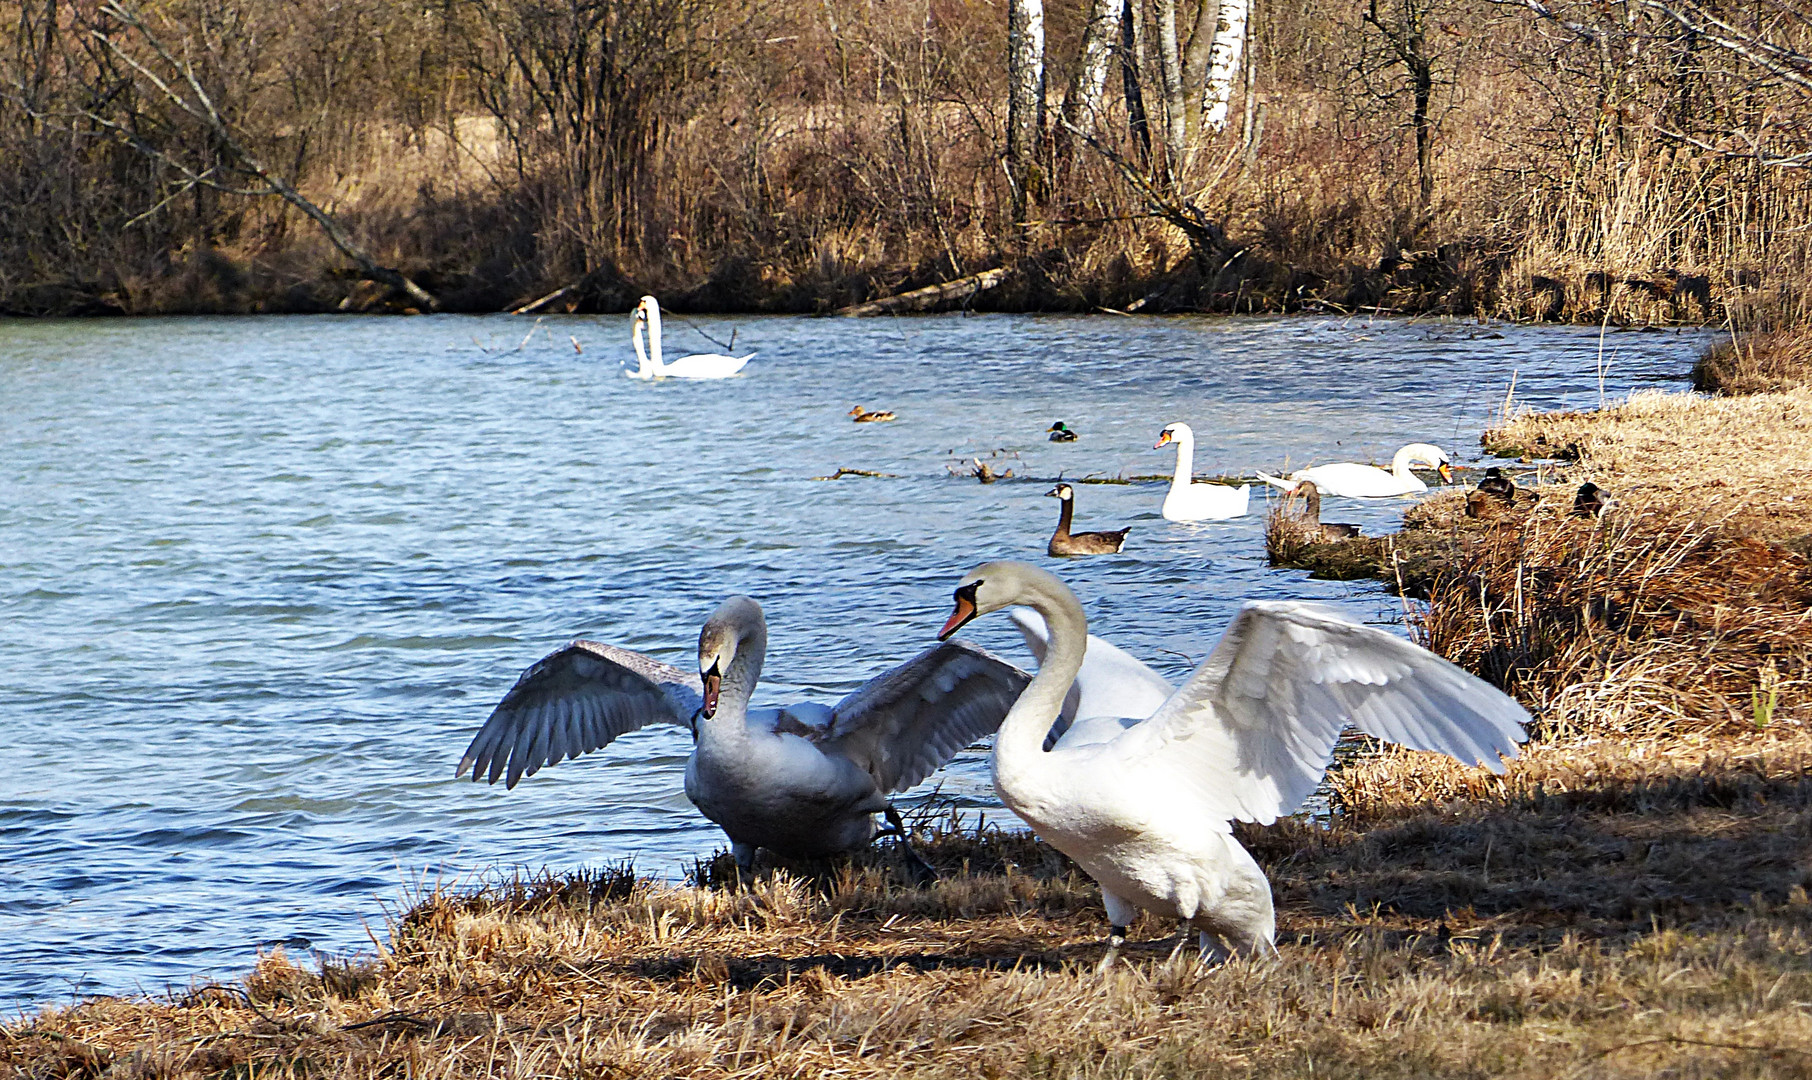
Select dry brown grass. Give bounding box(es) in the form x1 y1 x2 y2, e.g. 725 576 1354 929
1696 330 1812 396
9 750 1812 1079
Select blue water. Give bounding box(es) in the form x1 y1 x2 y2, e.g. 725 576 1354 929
0 312 1704 1010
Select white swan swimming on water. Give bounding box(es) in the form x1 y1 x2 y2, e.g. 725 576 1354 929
1155 422 1250 520
627 295 754 380
940 561 1528 967
457 596 1028 873
1258 443 1453 498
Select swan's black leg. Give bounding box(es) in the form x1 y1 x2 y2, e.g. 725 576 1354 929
883 806 938 885
1097 926 1130 972
731 842 757 888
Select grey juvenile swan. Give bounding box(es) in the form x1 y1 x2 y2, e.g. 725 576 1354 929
938 561 1529 967
458 596 1030 873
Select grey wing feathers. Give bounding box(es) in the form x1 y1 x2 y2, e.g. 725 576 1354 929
457 640 704 790
825 641 1031 794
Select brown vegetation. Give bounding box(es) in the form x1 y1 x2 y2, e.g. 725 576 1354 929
8 746 1812 1079
3 0 1811 316
1696 329 1812 396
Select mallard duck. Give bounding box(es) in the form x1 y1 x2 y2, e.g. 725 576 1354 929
1465 488 1503 520
1048 421 1079 442
1477 467 1516 505
1286 480 1360 539
1047 483 1131 555
1572 481 1611 518
850 405 896 423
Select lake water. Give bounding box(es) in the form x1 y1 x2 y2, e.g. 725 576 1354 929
0 312 1704 1011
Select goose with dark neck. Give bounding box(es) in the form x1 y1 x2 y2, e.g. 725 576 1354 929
1046 483 1130 555
1287 480 1360 539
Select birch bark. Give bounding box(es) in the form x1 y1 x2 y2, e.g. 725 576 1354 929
1202 0 1251 133
1006 0 1047 226
1058 0 1123 141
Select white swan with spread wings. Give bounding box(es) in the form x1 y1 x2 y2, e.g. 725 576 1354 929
941 562 1529 967
458 596 1028 873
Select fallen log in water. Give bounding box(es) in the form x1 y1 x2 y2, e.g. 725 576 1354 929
833 267 1008 316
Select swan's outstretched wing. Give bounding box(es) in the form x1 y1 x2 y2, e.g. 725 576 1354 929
458 641 704 789
1010 608 1175 749
823 641 1031 793
1108 602 1528 824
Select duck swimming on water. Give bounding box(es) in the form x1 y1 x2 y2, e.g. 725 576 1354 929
1048 422 1079 442
850 405 897 423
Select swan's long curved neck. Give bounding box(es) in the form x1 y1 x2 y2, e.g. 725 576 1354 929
1168 431 1196 491
700 614 766 747
644 302 665 370
993 575 1088 788
1390 444 1416 480
632 314 657 375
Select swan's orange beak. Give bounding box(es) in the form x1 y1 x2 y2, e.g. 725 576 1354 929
939 585 979 641
1154 430 1173 449
701 663 722 719
1438 463 1454 484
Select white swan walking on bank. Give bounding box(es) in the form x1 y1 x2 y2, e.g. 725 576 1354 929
1258 443 1453 498
1155 422 1250 520
939 561 1528 967
457 596 1028 873
627 295 754 379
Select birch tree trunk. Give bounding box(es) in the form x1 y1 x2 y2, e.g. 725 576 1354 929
1152 0 1188 164
1006 0 1047 230
1201 0 1251 133
1058 0 1123 142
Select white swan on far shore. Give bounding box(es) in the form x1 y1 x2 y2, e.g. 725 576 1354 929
1258 443 1453 498
627 295 753 380
940 561 1528 967
1155 422 1250 520
457 596 1028 874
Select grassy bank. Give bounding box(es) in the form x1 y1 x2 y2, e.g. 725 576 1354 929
8 755 1812 1079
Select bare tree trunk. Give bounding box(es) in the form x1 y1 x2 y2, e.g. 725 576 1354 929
1122 0 1155 167
1201 0 1252 132
1006 0 1047 232
1059 0 1123 144
1152 0 1188 165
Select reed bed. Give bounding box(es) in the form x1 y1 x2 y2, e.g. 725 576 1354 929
1695 330 1812 396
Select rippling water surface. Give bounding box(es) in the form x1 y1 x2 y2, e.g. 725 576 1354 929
0 312 1705 1009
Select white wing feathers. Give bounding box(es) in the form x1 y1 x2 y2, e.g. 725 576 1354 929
457 640 704 789
823 641 1030 794
1009 608 1174 748
1112 601 1529 825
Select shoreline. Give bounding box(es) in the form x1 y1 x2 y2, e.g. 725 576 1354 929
8 341 1811 1077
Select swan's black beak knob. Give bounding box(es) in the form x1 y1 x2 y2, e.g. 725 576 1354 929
938 583 980 641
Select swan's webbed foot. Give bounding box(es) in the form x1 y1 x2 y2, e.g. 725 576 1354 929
882 806 939 885
1096 926 1129 973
